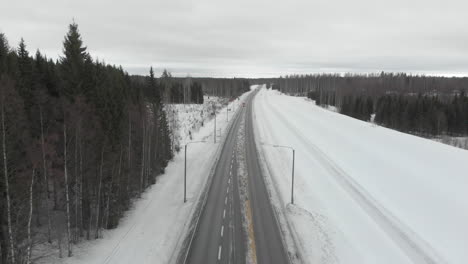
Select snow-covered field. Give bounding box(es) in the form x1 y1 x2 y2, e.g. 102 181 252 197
38 94 248 264
253 88 468 264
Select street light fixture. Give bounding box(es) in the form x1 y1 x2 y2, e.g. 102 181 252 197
262 143 296 204
184 140 206 203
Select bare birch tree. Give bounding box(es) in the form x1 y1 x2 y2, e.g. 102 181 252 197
1 84 15 264
63 123 72 257
95 147 104 239
40 107 52 243
26 168 35 264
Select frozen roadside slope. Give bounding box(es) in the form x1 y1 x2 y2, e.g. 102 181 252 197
38 93 250 264
253 88 468 264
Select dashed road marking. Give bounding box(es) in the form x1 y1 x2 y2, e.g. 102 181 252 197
218 245 222 261
228 178 231 184
227 186 229 194
223 209 226 219
225 197 227 205
221 225 224 237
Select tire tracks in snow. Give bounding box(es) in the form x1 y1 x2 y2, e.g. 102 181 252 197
264 95 447 264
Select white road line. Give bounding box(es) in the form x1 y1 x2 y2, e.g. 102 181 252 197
223 209 226 218
230 170 232 176
221 225 224 237
227 187 229 194
228 178 231 184
218 245 222 260
225 197 227 204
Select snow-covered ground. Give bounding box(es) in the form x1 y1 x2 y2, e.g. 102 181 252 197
253 88 468 264
166 96 236 151
432 136 468 150
38 94 249 264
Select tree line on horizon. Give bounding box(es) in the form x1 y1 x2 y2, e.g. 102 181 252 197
132 71 205 104
308 91 468 136
259 73 468 137
373 93 468 136
255 72 468 99
131 75 250 104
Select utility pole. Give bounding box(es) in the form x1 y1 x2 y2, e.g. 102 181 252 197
291 149 295 204
172 109 176 152
184 141 206 202
214 112 216 143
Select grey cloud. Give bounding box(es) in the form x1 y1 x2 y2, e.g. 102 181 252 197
1 0 467 77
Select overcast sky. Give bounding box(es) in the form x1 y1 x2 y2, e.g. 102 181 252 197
1 0 467 77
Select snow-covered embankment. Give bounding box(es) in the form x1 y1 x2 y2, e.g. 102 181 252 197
253 88 468 264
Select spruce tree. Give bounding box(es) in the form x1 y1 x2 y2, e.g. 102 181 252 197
17 38 33 94
0 33 9 75
60 22 89 99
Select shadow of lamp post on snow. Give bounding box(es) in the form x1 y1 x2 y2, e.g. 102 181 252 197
262 142 296 205
184 140 206 203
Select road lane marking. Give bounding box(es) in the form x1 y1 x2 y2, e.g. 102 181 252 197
221 225 224 237
228 178 230 184
218 245 222 260
223 209 226 218
230 170 232 176
227 186 229 194
225 197 227 205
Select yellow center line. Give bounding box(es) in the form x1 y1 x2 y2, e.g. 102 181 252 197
245 199 258 264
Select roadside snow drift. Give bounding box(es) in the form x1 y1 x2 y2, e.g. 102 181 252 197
253 88 468 264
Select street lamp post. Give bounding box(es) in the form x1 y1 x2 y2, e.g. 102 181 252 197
265 143 296 204
172 109 176 152
213 111 216 143
184 141 206 203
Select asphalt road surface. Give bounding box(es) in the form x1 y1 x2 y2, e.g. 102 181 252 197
184 90 289 264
